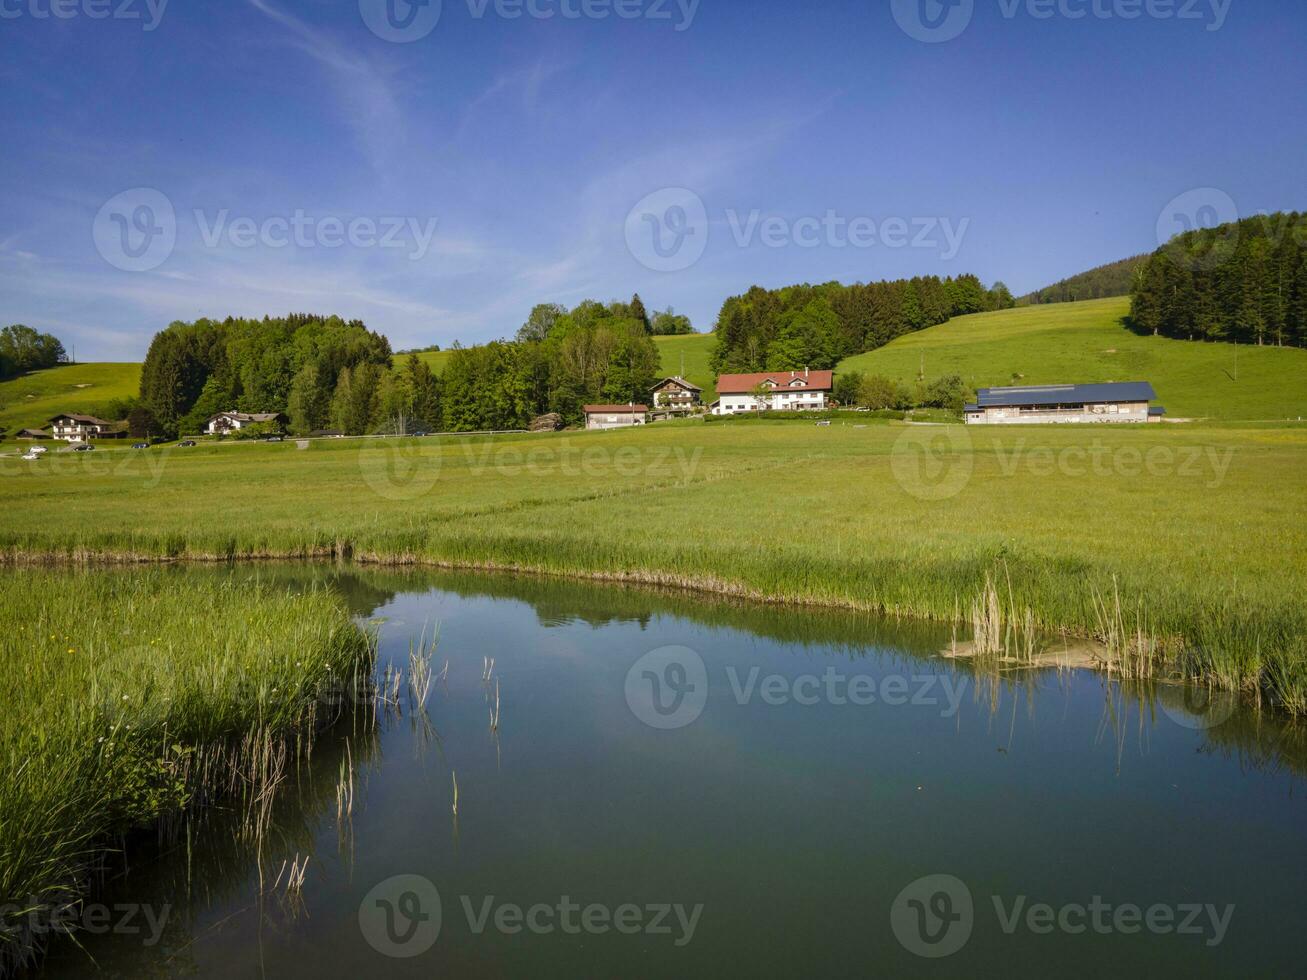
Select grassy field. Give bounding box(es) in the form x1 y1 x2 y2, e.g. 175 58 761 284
0 570 374 972
0 363 141 440
837 297 1307 420
410 348 456 375
653 333 717 400
2 420 1304 713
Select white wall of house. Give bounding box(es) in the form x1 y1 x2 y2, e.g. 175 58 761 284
713 389 829 415
965 402 1151 425
585 413 646 430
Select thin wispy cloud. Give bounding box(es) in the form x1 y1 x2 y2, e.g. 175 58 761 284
244 0 405 172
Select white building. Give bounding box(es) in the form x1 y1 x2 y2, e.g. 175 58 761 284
48 414 124 443
711 370 834 415
205 411 287 435
583 404 648 430
964 382 1162 425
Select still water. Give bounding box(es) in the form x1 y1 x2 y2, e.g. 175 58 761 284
37 567 1307 978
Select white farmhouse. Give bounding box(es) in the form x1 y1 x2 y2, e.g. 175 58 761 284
711 370 834 415
206 411 288 435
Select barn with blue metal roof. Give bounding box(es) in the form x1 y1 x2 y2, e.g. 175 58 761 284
963 382 1163 425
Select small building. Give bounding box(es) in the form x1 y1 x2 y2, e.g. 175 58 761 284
964 382 1159 425
206 411 288 435
48 414 126 442
712 369 834 415
650 377 703 414
583 404 648 430
16 428 52 440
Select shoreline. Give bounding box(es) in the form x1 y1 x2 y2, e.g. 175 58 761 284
2 545 1294 719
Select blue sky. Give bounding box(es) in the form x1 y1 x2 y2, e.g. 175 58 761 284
1 0 1304 360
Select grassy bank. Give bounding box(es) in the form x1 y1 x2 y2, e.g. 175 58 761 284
1 421 1304 713
0 571 374 973
837 297 1307 420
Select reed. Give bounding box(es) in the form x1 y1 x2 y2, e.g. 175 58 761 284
0 421 1304 713
0 569 375 974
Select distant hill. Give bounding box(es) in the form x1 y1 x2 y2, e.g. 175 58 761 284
836 296 1307 420
0 362 141 439
1020 254 1148 306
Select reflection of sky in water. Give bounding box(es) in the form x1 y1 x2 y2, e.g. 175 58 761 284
36 567 1307 980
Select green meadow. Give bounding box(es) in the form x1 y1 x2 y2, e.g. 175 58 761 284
0 363 140 440
3 420 1305 712
0 571 373 972
653 333 717 400
837 297 1307 420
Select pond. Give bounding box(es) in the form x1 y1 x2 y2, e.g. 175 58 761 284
35 566 1307 978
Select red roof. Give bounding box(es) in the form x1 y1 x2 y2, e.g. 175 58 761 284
583 404 648 414
715 370 834 394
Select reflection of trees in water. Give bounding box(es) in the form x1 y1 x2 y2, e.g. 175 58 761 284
32 562 1304 977
186 562 1307 780
37 726 382 979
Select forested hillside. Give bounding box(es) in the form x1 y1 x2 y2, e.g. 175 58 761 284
710 274 1013 375
1131 212 1307 346
138 314 404 437
1020 254 1147 305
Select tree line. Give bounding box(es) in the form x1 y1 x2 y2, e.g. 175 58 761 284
138 314 408 438
709 274 1013 375
1019 254 1148 305
0 325 66 379
442 296 660 431
1131 212 1307 346
133 297 665 437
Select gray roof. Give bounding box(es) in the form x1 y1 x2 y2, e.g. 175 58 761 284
976 382 1156 408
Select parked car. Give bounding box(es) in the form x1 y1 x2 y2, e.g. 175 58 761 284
22 452 40 461
132 442 149 450
73 443 95 452
29 445 48 455
414 431 429 437
265 435 284 443
179 440 197 448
